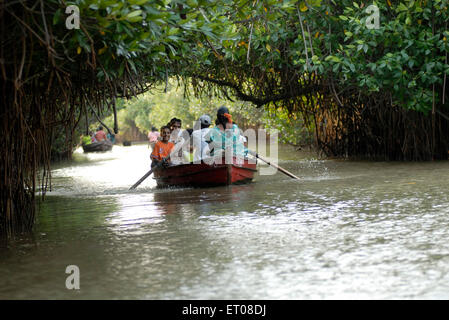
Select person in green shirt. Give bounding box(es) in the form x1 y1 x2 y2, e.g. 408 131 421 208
78 132 92 147
81 135 92 145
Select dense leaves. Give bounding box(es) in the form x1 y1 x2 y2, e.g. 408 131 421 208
326 0 449 113
179 0 448 113
175 0 449 160
44 0 240 90
102 81 266 141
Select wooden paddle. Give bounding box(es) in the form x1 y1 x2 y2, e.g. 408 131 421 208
248 150 300 180
129 156 169 190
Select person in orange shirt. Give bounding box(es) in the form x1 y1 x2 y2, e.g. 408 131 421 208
150 126 174 168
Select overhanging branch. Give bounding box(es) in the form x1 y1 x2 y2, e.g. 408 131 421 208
193 74 320 107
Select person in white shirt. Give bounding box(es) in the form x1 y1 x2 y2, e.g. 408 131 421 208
167 118 186 165
168 118 183 144
192 114 212 163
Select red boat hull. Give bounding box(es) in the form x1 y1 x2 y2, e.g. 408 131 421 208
153 158 257 187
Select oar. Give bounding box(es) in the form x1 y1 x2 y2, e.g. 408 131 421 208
129 155 169 190
129 163 159 190
248 150 300 180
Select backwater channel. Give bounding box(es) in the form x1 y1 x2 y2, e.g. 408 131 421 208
1 143 449 299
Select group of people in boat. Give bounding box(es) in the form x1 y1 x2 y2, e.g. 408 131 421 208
150 106 247 168
79 126 114 146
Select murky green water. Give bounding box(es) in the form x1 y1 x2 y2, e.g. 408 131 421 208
1 143 449 299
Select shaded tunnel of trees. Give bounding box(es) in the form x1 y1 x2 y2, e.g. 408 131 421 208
1 0 449 239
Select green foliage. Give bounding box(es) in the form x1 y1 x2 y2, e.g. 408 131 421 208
48 0 241 85
48 0 449 116
261 106 314 146
176 0 448 115
322 0 449 113
50 0 449 145
101 79 314 146
105 96 152 132
103 80 265 134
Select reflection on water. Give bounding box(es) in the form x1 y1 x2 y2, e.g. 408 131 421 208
1 143 449 299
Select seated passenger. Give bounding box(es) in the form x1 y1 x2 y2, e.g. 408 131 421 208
90 131 97 143
77 133 91 148
150 126 174 168
148 126 160 149
81 134 92 146
192 114 212 162
168 118 186 165
207 106 247 161
233 122 248 147
95 126 108 142
107 133 116 144
183 136 195 163
168 118 183 144
167 118 177 128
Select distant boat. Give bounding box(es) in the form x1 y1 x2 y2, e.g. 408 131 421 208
82 140 113 153
153 157 257 188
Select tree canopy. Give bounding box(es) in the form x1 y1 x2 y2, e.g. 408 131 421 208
179 0 449 159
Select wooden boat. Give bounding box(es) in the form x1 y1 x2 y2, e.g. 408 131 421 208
153 157 257 188
82 140 113 153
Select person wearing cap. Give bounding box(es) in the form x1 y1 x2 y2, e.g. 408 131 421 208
192 114 212 162
207 106 247 160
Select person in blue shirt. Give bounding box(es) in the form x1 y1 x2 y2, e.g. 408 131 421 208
207 106 247 160
107 132 115 144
